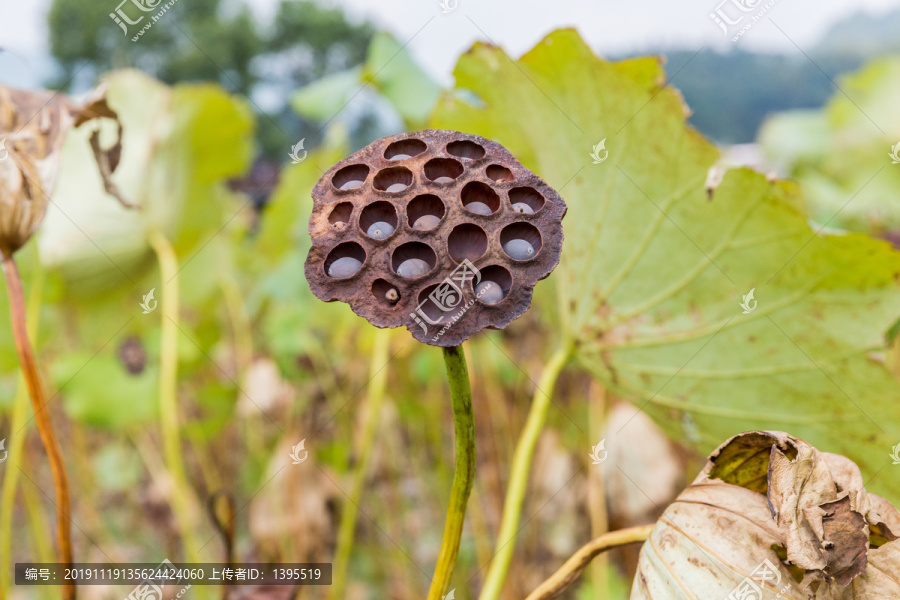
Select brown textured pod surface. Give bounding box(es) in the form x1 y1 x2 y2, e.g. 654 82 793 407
304 129 566 346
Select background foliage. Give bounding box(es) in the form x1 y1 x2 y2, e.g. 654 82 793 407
3 3 900 599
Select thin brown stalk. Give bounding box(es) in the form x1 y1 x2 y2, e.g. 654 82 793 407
525 524 653 600
2 253 74 600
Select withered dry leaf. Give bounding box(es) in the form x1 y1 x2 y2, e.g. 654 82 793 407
602 402 686 576
88 123 134 209
603 402 686 528
238 358 295 417
248 437 338 562
0 83 127 258
632 431 900 599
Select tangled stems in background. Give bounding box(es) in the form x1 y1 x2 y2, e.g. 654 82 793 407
330 328 392 599
479 341 573 600
1 252 75 600
427 345 476 600
525 524 654 600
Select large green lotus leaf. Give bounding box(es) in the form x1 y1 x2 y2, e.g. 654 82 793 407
760 57 900 232
431 29 900 501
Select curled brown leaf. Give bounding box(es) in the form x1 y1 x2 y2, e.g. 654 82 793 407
632 431 900 599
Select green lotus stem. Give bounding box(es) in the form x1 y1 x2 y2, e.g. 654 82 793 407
148 231 203 566
2 252 75 600
479 342 572 600
0 379 30 600
219 273 253 374
22 476 55 564
330 327 392 600
0 252 44 599
427 345 476 600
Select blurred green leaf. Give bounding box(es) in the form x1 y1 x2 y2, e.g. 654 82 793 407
251 135 348 263
363 33 440 127
249 129 365 369
93 442 143 492
760 57 900 233
291 67 363 123
186 380 236 439
56 353 158 429
432 29 900 502
291 33 439 128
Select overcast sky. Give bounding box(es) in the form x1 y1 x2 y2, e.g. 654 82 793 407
3 0 900 88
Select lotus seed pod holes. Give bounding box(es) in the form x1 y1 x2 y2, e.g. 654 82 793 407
305 130 566 346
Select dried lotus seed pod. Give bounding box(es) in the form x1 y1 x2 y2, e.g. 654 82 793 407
304 129 566 347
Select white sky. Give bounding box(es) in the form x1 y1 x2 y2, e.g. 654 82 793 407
2 0 900 88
